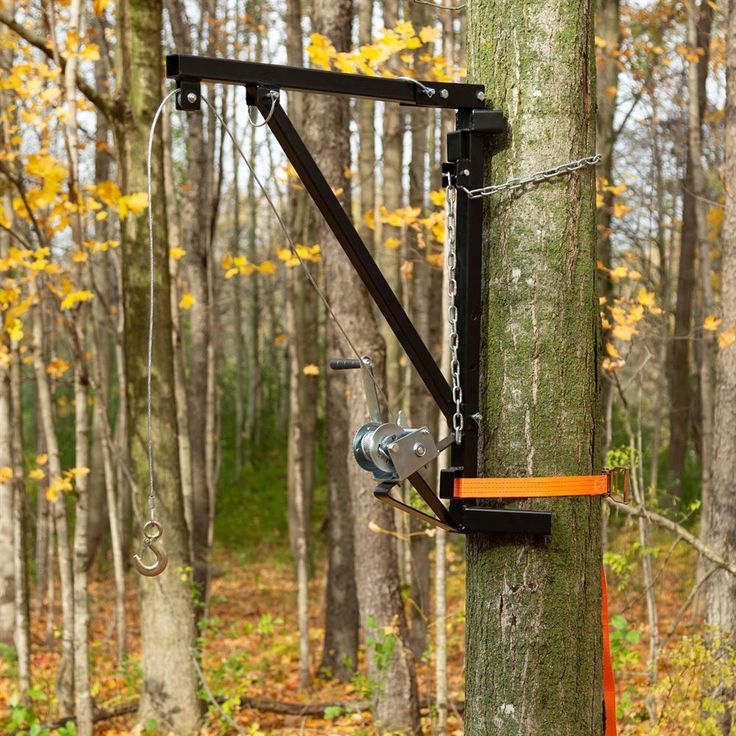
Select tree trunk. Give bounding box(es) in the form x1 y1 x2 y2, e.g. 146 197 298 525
321 320 359 681
666 0 713 498
116 0 201 731
687 0 715 501
306 0 420 728
0 359 14 646
703 2 736 732
465 2 603 733
72 350 93 736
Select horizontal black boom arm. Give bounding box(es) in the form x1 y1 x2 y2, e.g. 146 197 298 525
166 54 485 109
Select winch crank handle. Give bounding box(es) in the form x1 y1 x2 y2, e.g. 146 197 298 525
329 355 383 423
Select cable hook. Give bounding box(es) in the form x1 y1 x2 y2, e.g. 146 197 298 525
133 520 168 577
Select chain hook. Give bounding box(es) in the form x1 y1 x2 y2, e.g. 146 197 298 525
133 520 168 577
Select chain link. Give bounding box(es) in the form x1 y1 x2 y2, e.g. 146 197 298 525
458 154 601 200
445 183 463 445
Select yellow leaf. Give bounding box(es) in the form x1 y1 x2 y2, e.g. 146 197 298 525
28 468 45 481
60 290 94 310
46 357 71 379
179 292 196 310
384 237 402 249
68 467 90 477
303 364 320 376
273 334 286 346
606 342 621 359
6 317 23 342
602 357 626 372
72 250 88 263
609 266 628 281
708 205 724 240
612 203 631 218
430 189 445 207
419 26 441 44
594 35 608 48
612 324 638 341
93 0 110 14
703 315 722 331
94 180 121 207
79 44 100 62
0 466 12 481
637 288 656 308
719 327 736 349
363 210 376 230
36 453 48 465
259 260 277 275
170 247 186 261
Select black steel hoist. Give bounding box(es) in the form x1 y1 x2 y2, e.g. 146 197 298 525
166 53 552 536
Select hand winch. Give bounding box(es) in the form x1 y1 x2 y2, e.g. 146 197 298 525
329 357 450 483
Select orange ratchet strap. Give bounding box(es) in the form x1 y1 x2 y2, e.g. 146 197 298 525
450 467 626 735
601 566 617 735
453 467 629 502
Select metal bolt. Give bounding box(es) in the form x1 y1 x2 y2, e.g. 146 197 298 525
462 169 470 177
389 443 400 453
472 412 482 423
187 92 198 104
476 90 486 101
413 443 426 457
439 89 449 99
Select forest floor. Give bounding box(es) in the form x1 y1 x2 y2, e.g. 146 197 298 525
0 525 719 735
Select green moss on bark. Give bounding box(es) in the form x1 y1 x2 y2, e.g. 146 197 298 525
464 0 603 733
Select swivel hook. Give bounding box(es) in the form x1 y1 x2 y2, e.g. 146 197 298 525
133 520 168 577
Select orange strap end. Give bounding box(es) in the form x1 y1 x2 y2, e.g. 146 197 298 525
454 474 610 499
602 566 617 735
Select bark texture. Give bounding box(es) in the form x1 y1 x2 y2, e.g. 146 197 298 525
465 1 603 733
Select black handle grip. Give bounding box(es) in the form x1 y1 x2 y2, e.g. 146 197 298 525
329 358 362 370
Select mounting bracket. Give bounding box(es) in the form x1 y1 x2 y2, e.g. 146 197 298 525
166 53 552 536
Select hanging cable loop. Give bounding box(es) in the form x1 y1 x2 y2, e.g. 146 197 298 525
247 89 279 127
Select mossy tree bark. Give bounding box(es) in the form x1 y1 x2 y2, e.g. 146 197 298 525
465 2 603 734
115 0 201 732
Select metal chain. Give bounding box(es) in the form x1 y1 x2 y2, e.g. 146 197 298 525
444 153 599 446
445 182 463 445
458 154 601 200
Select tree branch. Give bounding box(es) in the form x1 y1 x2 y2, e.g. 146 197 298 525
0 9 113 122
607 498 736 577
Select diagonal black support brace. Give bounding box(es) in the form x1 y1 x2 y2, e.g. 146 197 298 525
255 90 454 421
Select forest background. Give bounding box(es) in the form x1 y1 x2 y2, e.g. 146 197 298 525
0 0 735 734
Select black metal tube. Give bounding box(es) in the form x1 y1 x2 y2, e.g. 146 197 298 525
166 54 485 110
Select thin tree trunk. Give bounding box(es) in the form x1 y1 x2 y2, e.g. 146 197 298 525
72 348 93 736
89 319 128 664
162 92 194 550
465 1 603 732
31 281 75 714
687 0 715 501
321 320 359 681
666 0 713 497
0 360 14 645
703 2 736 731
